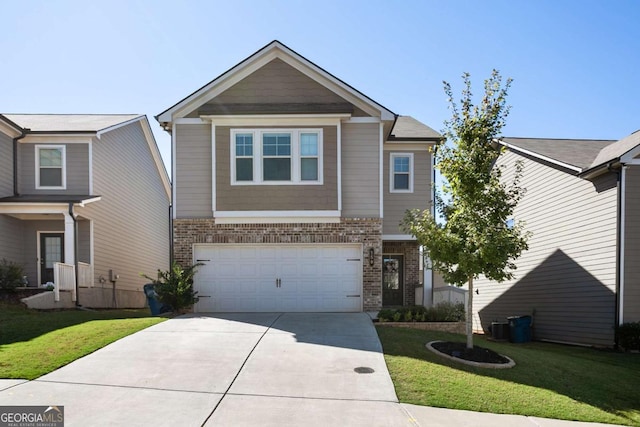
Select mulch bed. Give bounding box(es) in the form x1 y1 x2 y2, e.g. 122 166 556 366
431 341 511 364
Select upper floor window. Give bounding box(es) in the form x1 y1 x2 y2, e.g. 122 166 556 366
231 129 323 185
36 145 66 189
390 153 413 193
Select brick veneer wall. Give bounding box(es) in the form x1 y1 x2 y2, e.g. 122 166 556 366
382 241 420 306
173 218 383 311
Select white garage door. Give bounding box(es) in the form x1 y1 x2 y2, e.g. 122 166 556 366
193 244 362 312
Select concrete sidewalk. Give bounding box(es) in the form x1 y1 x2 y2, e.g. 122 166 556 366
0 313 620 426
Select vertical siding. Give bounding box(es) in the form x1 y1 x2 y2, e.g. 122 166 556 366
0 132 13 197
79 122 169 299
19 143 89 194
473 151 618 346
383 149 431 234
175 124 212 218
342 123 380 217
623 166 640 322
0 215 24 266
216 126 338 211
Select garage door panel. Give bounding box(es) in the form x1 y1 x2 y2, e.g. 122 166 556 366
194 244 362 313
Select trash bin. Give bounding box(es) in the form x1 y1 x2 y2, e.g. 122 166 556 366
143 284 171 315
491 322 509 341
507 315 532 343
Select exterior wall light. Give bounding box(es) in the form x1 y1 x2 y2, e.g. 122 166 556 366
369 247 375 266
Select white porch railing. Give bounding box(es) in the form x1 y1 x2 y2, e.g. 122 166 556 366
53 262 76 302
433 285 468 309
78 262 92 288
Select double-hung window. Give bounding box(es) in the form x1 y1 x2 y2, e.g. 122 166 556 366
390 153 413 193
235 133 254 181
231 129 323 185
36 145 66 189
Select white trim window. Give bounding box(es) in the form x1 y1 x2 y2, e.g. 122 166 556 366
231 128 323 185
36 145 66 189
390 153 413 193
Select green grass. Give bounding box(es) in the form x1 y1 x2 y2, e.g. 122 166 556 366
0 302 166 379
377 326 640 426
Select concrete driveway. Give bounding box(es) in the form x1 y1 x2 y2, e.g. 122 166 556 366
0 313 409 426
0 313 618 426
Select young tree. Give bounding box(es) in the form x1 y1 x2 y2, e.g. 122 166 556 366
403 70 529 349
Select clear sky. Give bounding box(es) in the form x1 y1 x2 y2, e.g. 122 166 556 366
1 0 638 175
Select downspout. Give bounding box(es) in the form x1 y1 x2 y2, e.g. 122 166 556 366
68 203 80 307
611 162 622 347
13 129 29 196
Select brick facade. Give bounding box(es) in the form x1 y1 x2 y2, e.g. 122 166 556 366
173 218 383 311
383 241 421 306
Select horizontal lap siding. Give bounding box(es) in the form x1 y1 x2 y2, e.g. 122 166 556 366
624 166 640 322
383 150 430 234
19 142 89 194
342 123 380 217
474 151 618 346
80 122 169 296
201 58 350 107
216 126 338 211
0 132 13 197
175 124 212 218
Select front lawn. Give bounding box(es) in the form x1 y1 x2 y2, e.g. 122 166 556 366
377 326 640 426
0 303 166 379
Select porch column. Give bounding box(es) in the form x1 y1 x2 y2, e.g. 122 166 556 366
63 212 75 265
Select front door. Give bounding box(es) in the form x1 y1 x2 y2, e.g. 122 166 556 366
40 233 64 285
382 255 403 306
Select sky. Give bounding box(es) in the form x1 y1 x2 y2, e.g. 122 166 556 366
1 0 638 176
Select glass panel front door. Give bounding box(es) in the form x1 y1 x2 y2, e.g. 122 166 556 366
40 233 64 285
382 255 403 306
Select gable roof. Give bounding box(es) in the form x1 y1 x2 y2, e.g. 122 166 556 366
156 40 396 124
499 130 640 178
1 114 171 198
389 116 441 141
587 129 640 171
499 137 616 172
3 114 141 133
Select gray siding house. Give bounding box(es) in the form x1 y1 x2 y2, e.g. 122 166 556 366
474 131 640 346
0 114 171 308
156 40 439 313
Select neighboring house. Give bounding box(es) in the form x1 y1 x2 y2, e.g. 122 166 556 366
156 40 440 313
0 114 171 308
473 131 640 346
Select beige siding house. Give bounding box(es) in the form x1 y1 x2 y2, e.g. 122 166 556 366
0 114 171 308
474 131 640 347
157 40 440 313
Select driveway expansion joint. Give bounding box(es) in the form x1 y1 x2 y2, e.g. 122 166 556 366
200 312 284 426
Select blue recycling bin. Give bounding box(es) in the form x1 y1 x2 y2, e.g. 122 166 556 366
508 315 532 343
143 284 171 315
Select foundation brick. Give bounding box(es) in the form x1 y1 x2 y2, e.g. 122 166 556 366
174 218 383 311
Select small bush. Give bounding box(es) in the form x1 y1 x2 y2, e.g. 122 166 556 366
617 322 640 351
143 262 201 313
376 302 465 322
0 259 24 292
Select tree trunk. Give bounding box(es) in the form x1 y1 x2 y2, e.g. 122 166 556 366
466 276 474 349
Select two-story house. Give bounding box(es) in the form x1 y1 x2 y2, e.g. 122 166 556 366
157 41 440 313
473 130 640 347
0 114 170 308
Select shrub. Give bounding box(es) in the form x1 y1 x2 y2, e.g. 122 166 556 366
617 322 640 351
0 259 24 292
143 262 201 313
376 302 466 323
